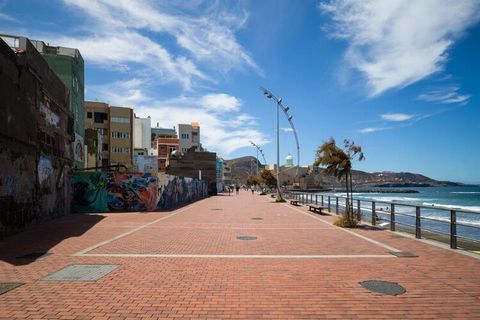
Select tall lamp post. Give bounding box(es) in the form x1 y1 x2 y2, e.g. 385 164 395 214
260 87 300 187
249 140 267 176
260 87 282 201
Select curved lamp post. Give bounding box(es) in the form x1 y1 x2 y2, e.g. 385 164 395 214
249 140 267 175
260 87 300 201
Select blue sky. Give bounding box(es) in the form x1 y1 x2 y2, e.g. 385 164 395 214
1 0 480 183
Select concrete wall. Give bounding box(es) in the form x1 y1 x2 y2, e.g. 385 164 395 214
167 150 217 195
0 37 73 238
72 172 207 212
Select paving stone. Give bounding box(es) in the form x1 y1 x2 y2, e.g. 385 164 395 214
41 265 118 281
0 283 24 295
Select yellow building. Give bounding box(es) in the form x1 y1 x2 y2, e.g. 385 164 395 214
85 101 133 168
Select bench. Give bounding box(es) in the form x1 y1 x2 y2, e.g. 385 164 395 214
290 200 300 206
308 204 329 214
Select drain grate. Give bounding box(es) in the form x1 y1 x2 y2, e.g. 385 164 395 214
16 252 52 260
41 264 118 282
390 251 418 258
360 280 406 296
251 217 263 220
237 236 257 241
0 283 24 295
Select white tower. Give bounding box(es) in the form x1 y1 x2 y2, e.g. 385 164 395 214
285 153 294 167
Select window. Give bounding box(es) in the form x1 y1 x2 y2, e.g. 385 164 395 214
181 133 189 139
111 131 130 139
169 146 177 153
87 112 92 119
102 143 108 151
112 147 130 154
94 112 107 123
111 117 130 123
160 145 167 151
192 132 198 136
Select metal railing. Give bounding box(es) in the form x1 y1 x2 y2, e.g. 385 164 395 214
284 191 480 250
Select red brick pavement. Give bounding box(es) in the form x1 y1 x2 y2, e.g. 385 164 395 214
1 191 480 319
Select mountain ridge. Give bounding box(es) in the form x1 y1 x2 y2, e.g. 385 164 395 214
225 156 474 187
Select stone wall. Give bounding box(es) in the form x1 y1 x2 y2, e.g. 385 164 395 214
167 150 217 195
0 38 73 238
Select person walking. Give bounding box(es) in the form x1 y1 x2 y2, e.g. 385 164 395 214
251 185 254 195
235 185 240 195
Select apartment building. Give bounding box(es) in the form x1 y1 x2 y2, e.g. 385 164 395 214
134 115 151 155
151 126 179 172
178 122 201 153
110 106 134 166
85 101 134 167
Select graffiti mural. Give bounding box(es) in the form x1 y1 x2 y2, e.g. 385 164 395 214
106 173 159 211
72 172 207 213
157 175 208 210
73 172 108 212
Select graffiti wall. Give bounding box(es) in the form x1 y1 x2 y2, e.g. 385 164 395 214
73 172 108 212
107 173 159 211
72 172 207 213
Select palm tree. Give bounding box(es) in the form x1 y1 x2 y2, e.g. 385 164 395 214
314 138 365 225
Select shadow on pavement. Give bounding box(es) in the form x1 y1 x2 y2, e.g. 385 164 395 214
0 213 104 266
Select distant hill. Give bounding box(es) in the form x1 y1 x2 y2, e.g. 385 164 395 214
323 170 468 188
226 156 469 187
225 156 264 183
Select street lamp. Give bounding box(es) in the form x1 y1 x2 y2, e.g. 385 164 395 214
249 140 267 176
260 87 301 195
260 87 282 201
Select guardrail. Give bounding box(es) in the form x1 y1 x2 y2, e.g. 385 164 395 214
284 191 480 250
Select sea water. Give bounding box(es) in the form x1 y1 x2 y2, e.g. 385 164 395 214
318 186 480 243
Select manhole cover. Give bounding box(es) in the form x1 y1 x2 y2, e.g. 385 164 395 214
41 264 118 282
390 251 418 258
251 217 263 220
16 252 52 260
0 283 24 295
237 236 257 240
360 280 406 296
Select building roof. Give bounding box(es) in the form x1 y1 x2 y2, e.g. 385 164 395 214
152 127 176 136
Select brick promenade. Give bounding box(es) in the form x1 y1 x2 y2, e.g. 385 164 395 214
1 191 480 319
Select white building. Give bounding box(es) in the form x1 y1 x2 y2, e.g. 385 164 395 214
134 115 151 153
178 122 201 153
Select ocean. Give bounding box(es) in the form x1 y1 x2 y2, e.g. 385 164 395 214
317 186 480 243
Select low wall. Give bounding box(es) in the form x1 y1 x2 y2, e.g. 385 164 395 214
73 172 208 213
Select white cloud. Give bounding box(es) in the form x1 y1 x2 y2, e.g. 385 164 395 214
87 79 151 106
418 86 471 104
55 0 260 90
320 0 480 96
0 12 16 22
93 80 268 155
381 113 414 122
200 93 242 112
358 127 387 134
281 127 294 132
